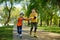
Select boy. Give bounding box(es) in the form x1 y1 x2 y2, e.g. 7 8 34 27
17 12 28 38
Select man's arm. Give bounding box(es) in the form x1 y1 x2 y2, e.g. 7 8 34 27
34 13 38 19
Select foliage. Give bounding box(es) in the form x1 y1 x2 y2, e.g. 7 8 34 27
38 26 60 33
0 0 23 25
26 0 60 26
0 26 13 40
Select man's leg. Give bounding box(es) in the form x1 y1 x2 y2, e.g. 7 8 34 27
34 22 37 37
30 23 33 35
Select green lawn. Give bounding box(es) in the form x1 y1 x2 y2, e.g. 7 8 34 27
38 26 60 33
0 26 13 40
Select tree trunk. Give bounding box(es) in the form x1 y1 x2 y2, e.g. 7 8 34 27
49 14 53 26
46 19 49 26
59 20 60 27
4 1 13 26
40 19 42 26
4 10 11 25
50 18 52 26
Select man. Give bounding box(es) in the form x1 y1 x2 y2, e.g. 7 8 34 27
29 9 38 37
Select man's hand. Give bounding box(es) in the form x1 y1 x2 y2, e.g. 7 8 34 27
34 16 36 19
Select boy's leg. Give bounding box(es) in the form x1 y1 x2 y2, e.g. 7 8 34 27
17 26 22 38
19 26 22 36
30 22 33 35
17 26 20 34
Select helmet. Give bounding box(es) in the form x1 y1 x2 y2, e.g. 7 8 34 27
20 12 24 16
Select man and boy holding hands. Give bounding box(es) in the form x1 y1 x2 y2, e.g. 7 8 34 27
17 9 38 38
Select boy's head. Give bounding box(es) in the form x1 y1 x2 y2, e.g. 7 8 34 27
20 12 24 17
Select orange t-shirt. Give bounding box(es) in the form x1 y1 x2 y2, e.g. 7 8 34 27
17 17 23 26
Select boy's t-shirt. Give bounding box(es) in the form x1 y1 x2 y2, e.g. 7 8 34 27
17 17 23 26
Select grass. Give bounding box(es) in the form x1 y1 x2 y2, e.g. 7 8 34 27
0 26 13 40
38 26 60 33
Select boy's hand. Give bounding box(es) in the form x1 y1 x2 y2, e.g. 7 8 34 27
29 18 32 20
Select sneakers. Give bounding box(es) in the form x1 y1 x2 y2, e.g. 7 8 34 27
19 34 22 38
30 32 37 38
17 34 22 38
34 36 37 38
16 34 19 36
34 32 37 38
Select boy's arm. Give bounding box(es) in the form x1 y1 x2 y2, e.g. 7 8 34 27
23 18 29 21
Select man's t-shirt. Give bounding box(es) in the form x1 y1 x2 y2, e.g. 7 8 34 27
29 13 38 22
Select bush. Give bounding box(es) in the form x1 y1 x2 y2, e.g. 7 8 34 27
0 26 13 40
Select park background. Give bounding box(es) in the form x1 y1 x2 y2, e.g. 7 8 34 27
0 0 60 40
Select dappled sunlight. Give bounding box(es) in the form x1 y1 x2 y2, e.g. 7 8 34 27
48 33 60 37
0 23 3 27
5 28 12 30
0 0 60 40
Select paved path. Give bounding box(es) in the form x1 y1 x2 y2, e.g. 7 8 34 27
13 26 60 40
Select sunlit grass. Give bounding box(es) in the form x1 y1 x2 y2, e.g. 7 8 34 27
38 26 60 33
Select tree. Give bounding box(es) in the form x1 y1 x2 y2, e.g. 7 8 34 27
26 0 48 26
0 0 22 25
26 0 60 26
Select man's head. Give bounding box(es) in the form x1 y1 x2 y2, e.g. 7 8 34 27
32 9 36 13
